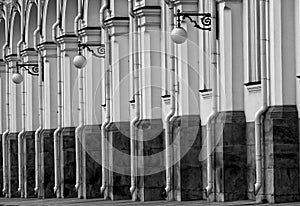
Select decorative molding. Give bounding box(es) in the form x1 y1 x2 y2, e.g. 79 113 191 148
199 89 212 99
245 83 261 94
161 94 171 105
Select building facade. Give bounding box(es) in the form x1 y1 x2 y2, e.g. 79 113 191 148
0 0 299 203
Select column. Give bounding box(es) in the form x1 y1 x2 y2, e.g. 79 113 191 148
39 42 57 198
6 54 21 197
213 0 247 202
57 35 79 198
0 59 6 197
79 28 103 199
135 5 165 201
260 0 299 203
172 0 202 201
21 48 39 198
105 16 131 200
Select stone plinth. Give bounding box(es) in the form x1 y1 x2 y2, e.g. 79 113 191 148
107 122 131 200
136 119 165 201
214 111 247 202
41 129 55 198
0 134 3 197
23 131 35 198
173 115 202 201
61 127 76 198
259 106 300 203
82 125 102 198
7 132 18 198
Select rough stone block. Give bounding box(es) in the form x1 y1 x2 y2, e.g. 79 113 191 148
262 106 300 203
41 129 55 198
107 122 131 200
83 125 102 199
214 111 247 202
61 127 76 198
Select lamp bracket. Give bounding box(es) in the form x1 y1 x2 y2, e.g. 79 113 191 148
16 62 39 76
78 42 105 58
176 9 211 31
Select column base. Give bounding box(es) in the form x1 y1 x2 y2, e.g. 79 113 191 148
107 122 131 200
173 115 202 201
258 106 300 203
82 124 102 199
0 134 3 197
136 119 165 201
7 132 18 198
40 129 55 198
61 127 76 198
214 111 247 202
23 131 35 198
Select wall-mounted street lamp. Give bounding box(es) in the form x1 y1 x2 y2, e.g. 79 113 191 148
171 9 212 44
12 62 39 84
73 41 105 69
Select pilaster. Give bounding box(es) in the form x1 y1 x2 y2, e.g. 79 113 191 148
269 0 297 106
134 6 162 120
218 0 244 112
21 48 39 131
0 60 6 133
39 42 58 129
57 35 79 127
105 18 130 123
6 54 21 132
174 1 200 116
79 28 102 126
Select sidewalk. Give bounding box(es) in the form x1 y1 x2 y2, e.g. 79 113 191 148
0 198 297 206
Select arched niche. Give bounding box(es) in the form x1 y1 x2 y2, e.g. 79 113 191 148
61 0 78 34
25 2 38 48
42 0 56 42
0 20 6 58
83 0 101 27
9 10 21 54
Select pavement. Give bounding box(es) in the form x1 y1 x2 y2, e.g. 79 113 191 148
1 198 300 206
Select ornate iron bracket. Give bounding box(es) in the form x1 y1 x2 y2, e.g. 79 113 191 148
176 9 211 31
78 42 105 58
16 62 39 76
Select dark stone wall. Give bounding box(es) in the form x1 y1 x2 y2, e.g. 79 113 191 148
214 111 247 202
137 119 165 201
173 115 202 201
8 132 18 197
82 125 102 198
61 127 76 198
24 131 35 198
0 134 3 197
107 122 131 200
261 106 300 203
41 129 55 198
246 122 255 200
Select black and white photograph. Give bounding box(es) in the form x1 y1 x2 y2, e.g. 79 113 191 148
0 0 299 205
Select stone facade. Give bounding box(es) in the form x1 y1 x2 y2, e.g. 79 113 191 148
0 0 299 204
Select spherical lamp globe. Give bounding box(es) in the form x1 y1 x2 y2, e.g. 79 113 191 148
171 27 188 44
73 54 87 69
12 72 23 84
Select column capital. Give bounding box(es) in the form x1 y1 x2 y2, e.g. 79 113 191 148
105 17 129 36
174 0 198 6
21 48 38 62
134 6 161 28
38 41 57 58
57 34 79 52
